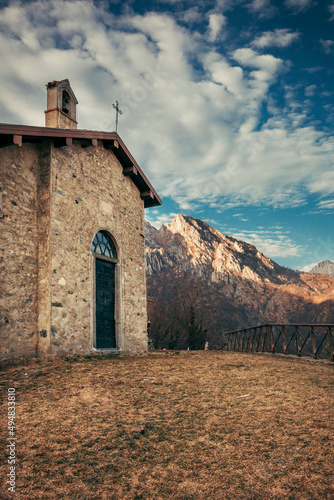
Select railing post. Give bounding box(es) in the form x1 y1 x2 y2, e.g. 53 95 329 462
260 326 264 352
267 325 274 353
310 326 317 359
282 325 287 354
266 325 270 352
295 325 301 357
255 327 260 352
328 327 334 362
272 325 276 353
252 328 256 352
245 330 249 352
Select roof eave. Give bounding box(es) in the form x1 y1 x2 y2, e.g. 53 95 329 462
0 123 162 208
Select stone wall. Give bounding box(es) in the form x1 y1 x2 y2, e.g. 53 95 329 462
0 139 148 360
37 142 52 357
0 144 41 359
49 140 148 355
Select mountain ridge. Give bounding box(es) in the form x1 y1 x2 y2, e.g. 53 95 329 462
145 215 334 342
309 259 334 277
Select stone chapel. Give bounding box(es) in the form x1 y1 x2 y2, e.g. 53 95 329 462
0 79 161 360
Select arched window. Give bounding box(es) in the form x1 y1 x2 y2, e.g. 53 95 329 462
91 230 119 350
62 90 70 115
91 231 117 259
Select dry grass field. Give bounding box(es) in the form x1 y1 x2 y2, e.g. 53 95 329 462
1 351 334 500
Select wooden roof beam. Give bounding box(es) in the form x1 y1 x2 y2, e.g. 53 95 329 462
140 190 154 200
0 134 23 148
53 137 73 148
13 135 22 147
123 165 138 176
81 138 97 148
103 139 119 150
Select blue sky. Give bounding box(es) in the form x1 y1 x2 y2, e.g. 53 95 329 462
0 0 333 270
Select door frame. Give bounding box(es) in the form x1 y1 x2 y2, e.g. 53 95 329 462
91 234 122 351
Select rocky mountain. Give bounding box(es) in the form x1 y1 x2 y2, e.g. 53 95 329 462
309 260 334 277
145 215 334 346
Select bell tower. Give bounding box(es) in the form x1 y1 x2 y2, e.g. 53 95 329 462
44 79 78 129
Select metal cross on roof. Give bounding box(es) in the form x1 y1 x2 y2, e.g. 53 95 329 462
112 100 122 134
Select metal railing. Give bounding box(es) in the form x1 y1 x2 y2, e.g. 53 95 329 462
221 324 334 362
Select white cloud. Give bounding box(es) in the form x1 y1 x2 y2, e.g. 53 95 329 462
233 48 283 73
0 0 333 215
230 229 303 258
145 212 178 228
329 3 334 21
284 0 314 12
182 7 201 25
300 261 318 272
304 84 317 97
246 0 277 18
320 39 334 55
207 13 227 42
317 199 334 210
252 29 300 49
303 66 323 73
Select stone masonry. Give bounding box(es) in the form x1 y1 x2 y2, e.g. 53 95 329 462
0 80 161 360
0 139 154 359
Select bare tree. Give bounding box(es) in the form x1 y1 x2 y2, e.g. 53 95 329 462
147 276 221 350
147 298 184 349
172 286 208 350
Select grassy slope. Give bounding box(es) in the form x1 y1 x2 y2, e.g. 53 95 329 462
1 352 333 500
